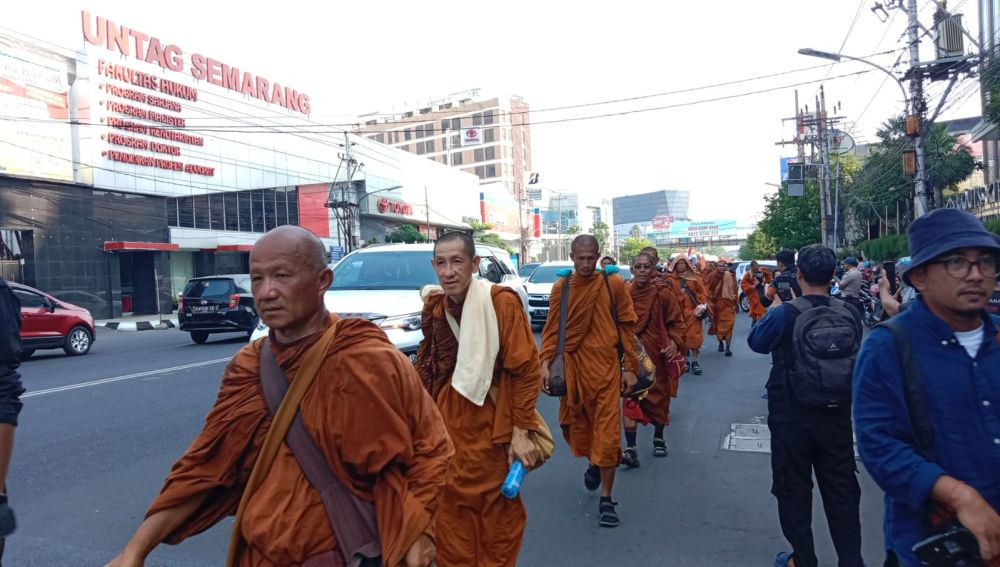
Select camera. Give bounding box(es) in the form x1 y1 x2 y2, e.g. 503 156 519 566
913 522 982 566
755 271 764 282
773 273 795 302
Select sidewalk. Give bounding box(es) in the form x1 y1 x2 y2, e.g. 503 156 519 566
96 311 179 332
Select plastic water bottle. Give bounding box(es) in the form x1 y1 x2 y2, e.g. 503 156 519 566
500 460 525 499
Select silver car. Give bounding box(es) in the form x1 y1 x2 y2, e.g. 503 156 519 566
523 261 574 328
250 242 529 360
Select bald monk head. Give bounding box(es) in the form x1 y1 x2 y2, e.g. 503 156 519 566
250 225 332 343
431 231 481 303
640 246 660 264
570 234 600 278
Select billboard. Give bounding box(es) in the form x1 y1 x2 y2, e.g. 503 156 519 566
479 187 520 236
0 44 73 181
648 219 738 239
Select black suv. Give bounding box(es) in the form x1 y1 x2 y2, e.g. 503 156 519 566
178 275 257 344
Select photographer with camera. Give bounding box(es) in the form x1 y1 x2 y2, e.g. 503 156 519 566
854 209 1000 567
765 249 803 307
748 245 865 567
0 277 25 559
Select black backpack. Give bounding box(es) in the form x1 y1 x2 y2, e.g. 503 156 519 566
784 296 862 409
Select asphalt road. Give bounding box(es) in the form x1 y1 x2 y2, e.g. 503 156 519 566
7 318 888 566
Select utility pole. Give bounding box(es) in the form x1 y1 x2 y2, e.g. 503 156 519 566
325 133 363 252
833 160 841 249
424 185 432 241
818 88 830 248
907 0 929 218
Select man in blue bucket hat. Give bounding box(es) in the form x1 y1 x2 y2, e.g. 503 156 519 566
854 208 1000 566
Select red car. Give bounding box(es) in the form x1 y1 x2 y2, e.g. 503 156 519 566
10 283 96 358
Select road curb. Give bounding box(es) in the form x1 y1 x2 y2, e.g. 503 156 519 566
99 319 177 332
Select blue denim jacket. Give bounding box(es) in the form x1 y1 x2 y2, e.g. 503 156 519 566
853 298 1000 566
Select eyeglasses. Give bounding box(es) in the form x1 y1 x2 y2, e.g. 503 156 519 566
928 255 997 279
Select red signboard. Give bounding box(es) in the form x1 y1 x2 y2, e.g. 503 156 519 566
377 197 414 216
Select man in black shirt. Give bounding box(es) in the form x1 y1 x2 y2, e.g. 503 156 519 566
0 277 25 556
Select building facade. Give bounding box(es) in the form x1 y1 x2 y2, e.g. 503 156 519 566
0 11 480 319
966 0 1000 221
611 190 691 243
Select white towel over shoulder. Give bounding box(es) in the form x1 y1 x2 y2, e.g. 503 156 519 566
422 278 500 406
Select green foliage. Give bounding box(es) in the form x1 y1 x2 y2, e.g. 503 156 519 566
858 234 909 261
619 236 655 265
987 218 1000 237
757 181 821 250
629 225 645 239
848 117 975 228
739 230 778 260
591 220 611 255
469 221 514 254
386 224 427 244
362 237 380 248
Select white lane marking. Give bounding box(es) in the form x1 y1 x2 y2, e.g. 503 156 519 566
24 358 231 398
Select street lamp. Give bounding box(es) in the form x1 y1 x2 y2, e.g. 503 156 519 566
798 47 928 219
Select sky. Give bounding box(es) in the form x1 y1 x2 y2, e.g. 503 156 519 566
5 0 986 229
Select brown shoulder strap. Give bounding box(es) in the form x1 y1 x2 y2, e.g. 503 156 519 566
226 322 350 566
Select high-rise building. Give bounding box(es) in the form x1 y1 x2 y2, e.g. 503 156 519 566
357 89 533 201
967 0 1000 221
612 190 691 242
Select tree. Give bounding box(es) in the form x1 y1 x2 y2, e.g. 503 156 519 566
847 116 974 231
591 220 610 255
469 221 514 255
629 225 645 239
386 224 426 244
756 180 821 250
739 230 778 260
619 236 655 265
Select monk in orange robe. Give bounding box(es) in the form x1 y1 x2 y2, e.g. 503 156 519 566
713 260 739 356
620 252 687 468
741 261 772 325
641 247 692 356
668 257 710 375
416 232 544 567
540 235 638 528
107 226 453 567
704 262 723 338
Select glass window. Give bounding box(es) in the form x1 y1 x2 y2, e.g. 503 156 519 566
484 110 495 125
479 256 503 283
276 187 289 226
224 192 238 231
474 148 484 162
452 152 464 165
451 134 460 147
287 188 299 226
404 129 412 141
182 278 235 298
425 139 435 152
451 117 462 129
251 189 265 232
475 166 485 179
376 133 384 143
14 289 45 308
166 198 178 227
209 193 225 230
263 188 277 231
401 144 410 152
486 164 497 178
238 190 251 231
179 196 194 228
485 146 496 160
484 128 495 143
441 120 449 132
416 142 425 155
473 113 483 126
330 250 438 290
194 195 210 229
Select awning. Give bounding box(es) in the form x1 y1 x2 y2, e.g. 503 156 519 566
970 119 999 143
103 241 180 252
217 244 254 252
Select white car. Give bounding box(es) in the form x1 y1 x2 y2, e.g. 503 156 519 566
250 242 529 360
524 261 574 327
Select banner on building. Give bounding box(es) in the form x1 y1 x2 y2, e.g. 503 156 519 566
0 44 74 181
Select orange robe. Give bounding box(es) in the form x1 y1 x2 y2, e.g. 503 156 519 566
741 268 772 321
627 281 686 424
704 269 723 337
416 286 542 567
669 271 710 351
147 316 454 566
714 271 738 341
540 272 638 468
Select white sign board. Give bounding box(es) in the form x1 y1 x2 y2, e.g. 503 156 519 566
462 126 482 147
